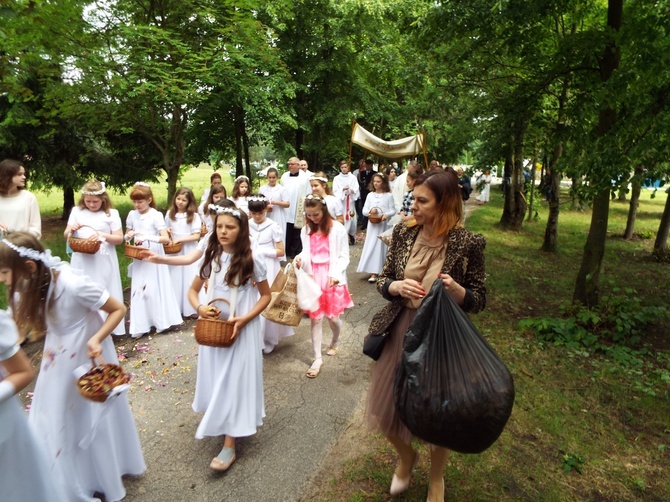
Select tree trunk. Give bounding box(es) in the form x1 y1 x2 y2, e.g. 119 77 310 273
165 164 180 211
653 187 670 260
541 74 571 250
526 145 537 222
500 125 527 230
571 177 584 210
573 0 623 307
233 106 244 178
62 186 75 220
242 116 251 183
623 166 644 239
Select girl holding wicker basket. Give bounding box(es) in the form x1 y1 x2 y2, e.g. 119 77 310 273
0 232 146 502
294 194 353 378
64 179 126 335
165 187 205 318
188 205 271 472
357 172 396 283
125 182 183 338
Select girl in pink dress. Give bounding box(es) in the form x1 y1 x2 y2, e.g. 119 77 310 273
294 194 353 378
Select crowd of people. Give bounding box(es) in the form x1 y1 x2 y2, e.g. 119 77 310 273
0 156 487 502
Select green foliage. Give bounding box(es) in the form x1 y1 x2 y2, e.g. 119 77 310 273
520 288 669 348
562 453 585 474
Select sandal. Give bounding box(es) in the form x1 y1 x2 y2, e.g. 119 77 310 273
210 446 236 472
326 346 339 356
306 359 323 378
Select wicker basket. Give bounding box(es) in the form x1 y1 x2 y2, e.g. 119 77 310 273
68 225 102 255
124 240 147 259
194 298 236 347
200 223 208 238
77 358 129 403
163 228 182 255
368 207 383 224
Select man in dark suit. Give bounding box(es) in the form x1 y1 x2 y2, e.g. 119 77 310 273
356 159 374 229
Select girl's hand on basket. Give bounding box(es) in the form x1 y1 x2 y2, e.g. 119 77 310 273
198 305 220 319
327 277 339 287
70 222 83 232
86 339 102 359
294 257 302 269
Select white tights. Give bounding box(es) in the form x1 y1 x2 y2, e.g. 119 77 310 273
310 316 342 360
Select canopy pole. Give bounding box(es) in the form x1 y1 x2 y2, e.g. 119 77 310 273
348 119 356 165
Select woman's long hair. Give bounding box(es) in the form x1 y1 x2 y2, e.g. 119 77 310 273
0 232 52 338
304 196 333 236
200 211 254 287
413 170 463 237
205 183 227 207
168 187 198 224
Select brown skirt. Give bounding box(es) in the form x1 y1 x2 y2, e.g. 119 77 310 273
365 307 417 444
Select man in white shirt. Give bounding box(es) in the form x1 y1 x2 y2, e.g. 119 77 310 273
280 157 311 258
299 159 314 178
332 160 360 245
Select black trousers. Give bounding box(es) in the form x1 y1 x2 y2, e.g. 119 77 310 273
285 223 303 258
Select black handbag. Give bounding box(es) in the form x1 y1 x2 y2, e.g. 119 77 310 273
363 330 388 360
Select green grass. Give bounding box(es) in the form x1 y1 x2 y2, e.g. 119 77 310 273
306 187 670 501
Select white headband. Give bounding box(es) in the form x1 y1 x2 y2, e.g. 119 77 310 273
81 181 106 196
2 239 60 268
246 196 266 202
208 204 241 218
234 176 249 183
134 181 151 188
310 176 328 183
304 194 327 205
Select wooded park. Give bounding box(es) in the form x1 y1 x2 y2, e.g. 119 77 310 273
1 1 669 499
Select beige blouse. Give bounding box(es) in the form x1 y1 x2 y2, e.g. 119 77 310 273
403 231 448 309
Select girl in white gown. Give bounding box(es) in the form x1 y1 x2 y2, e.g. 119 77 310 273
476 170 492 203
0 309 66 502
258 168 290 248
198 183 227 233
165 187 205 317
188 206 271 472
247 196 293 354
357 173 396 282
0 232 145 502
229 175 251 214
64 179 126 335
125 182 183 337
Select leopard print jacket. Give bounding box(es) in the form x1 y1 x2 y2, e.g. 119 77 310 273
367 223 486 336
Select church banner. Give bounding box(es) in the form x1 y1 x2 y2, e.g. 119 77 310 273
351 123 425 159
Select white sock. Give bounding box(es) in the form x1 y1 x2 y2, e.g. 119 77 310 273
327 317 342 348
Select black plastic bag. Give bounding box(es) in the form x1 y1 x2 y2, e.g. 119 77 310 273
394 279 515 454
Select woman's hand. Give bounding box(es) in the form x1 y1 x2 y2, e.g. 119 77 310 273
391 279 426 299
438 273 466 306
294 257 302 269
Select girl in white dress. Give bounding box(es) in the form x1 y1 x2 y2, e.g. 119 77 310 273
258 168 290 248
188 206 271 472
310 172 345 224
125 182 182 337
357 173 396 282
247 196 293 354
165 187 205 318
476 169 492 204
0 232 145 502
0 309 66 502
64 179 125 335
229 175 251 214
198 183 227 233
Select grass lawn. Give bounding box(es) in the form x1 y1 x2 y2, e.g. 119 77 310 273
308 187 670 501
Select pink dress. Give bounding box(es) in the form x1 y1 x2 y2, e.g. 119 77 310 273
307 232 354 319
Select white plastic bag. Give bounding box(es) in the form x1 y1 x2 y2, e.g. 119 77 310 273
295 266 322 311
